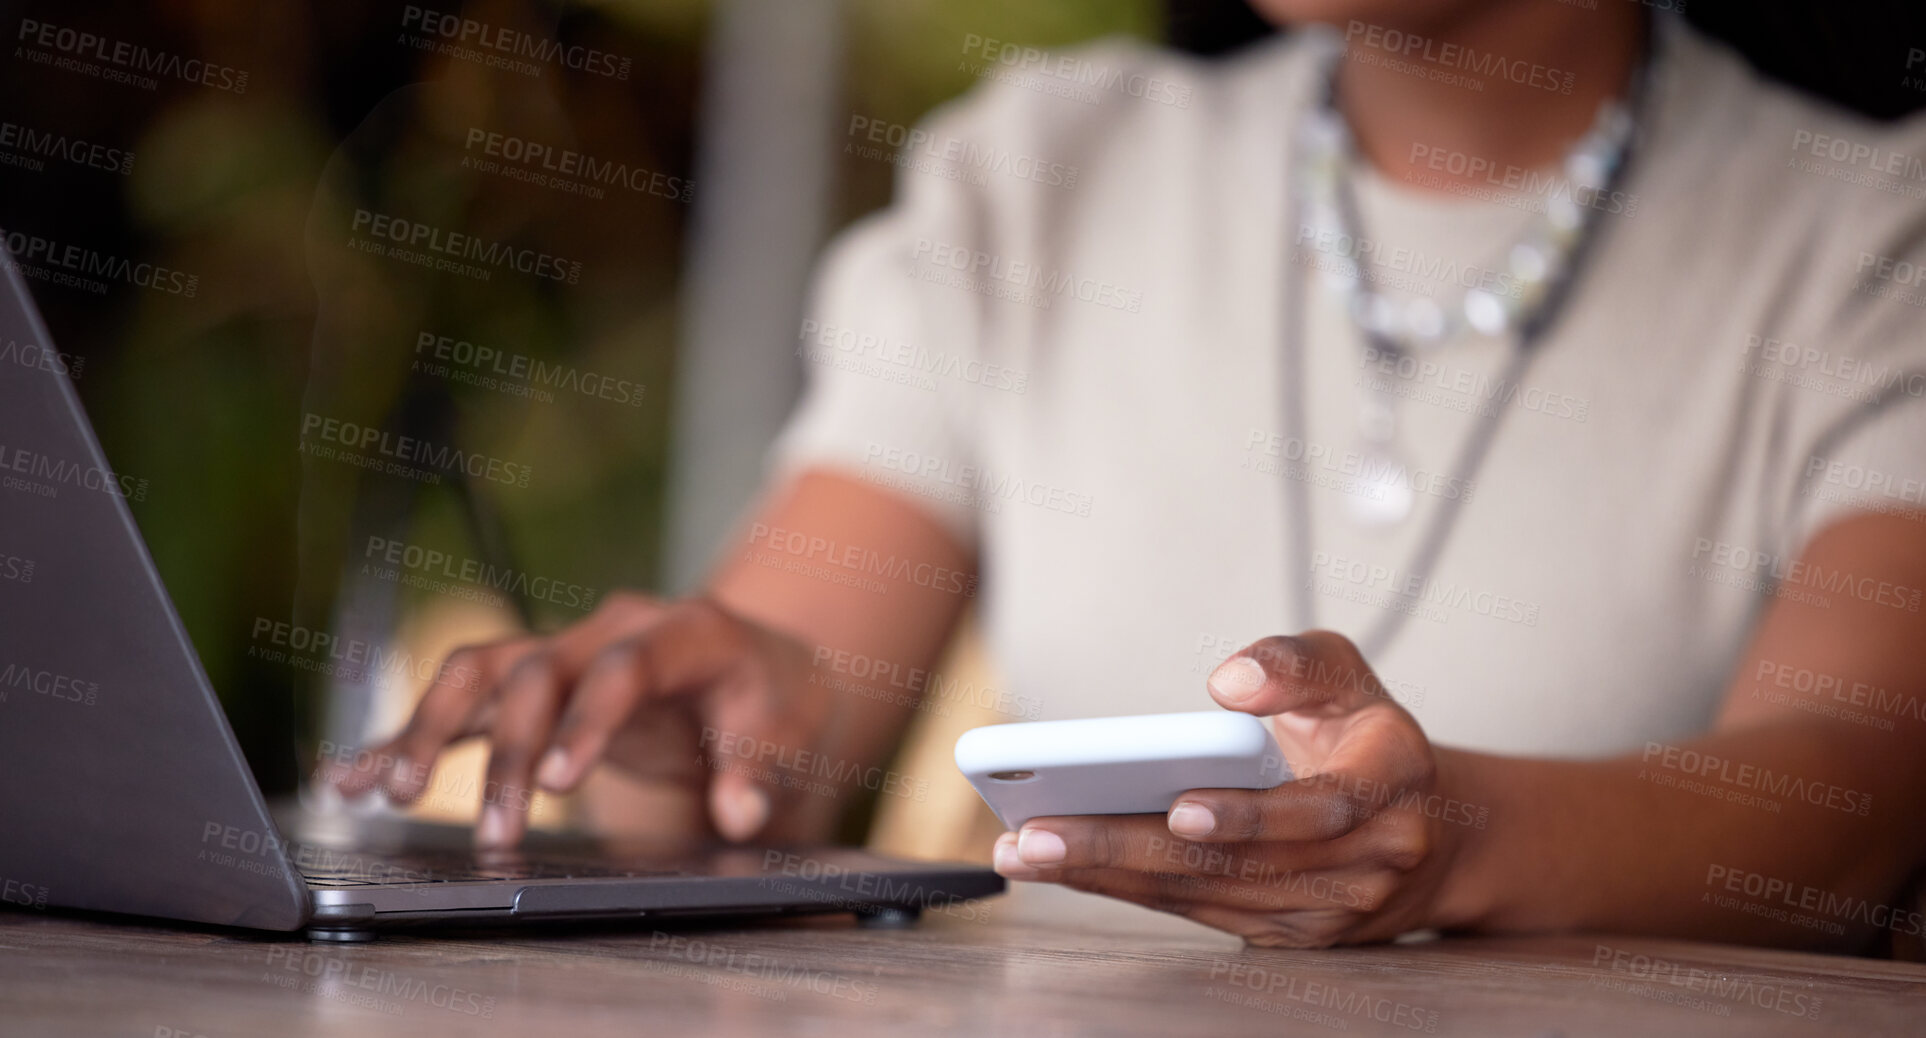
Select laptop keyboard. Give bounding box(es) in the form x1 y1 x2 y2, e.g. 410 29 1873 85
297 847 683 887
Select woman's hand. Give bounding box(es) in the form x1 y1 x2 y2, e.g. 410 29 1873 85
992 631 1473 947
322 592 836 850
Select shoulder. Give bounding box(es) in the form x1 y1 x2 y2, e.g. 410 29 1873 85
889 32 1317 216
937 32 1303 140
1652 19 1926 338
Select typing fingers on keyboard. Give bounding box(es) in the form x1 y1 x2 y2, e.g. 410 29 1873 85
323 637 539 801
539 598 749 796
388 637 551 802
342 595 666 805
475 649 572 849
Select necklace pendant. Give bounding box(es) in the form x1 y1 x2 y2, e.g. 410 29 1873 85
1344 446 1416 528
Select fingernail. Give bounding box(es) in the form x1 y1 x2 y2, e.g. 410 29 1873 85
1208 657 1267 703
1016 828 1067 865
1169 802 1217 838
993 839 1039 878
715 785 770 842
536 748 571 790
475 805 514 849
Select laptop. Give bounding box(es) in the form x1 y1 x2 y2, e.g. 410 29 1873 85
0 252 1002 941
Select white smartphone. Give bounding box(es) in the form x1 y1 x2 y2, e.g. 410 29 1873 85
954 711 1292 829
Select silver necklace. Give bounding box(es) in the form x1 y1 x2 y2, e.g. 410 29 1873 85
1282 24 1655 656
1295 41 1639 528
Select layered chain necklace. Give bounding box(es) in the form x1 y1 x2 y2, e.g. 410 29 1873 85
1280 25 1655 655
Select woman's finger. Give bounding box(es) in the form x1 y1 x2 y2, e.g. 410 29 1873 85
1169 707 1433 843
541 597 805 842
1206 629 1391 717
1006 813 1360 874
327 637 535 799
474 651 572 849
542 598 745 786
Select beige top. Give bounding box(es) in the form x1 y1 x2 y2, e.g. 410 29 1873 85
770 18 1926 757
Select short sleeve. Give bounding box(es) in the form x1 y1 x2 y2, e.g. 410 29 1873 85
764 107 1008 549
767 214 977 546
1786 378 1926 546
767 34 1184 551
1774 123 1926 551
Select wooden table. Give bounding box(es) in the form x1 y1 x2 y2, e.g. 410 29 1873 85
4 884 1924 1037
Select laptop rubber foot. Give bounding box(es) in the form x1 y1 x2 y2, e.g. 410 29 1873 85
855 906 920 929
305 926 378 943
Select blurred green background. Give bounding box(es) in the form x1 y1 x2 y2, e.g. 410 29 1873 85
0 0 1158 793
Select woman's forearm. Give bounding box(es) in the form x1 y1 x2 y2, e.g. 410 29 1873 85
1430 719 1926 952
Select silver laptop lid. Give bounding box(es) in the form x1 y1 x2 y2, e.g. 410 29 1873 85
0 248 309 930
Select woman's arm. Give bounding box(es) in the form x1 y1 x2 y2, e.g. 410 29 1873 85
705 467 979 800
1438 511 1926 950
994 511 1926 951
